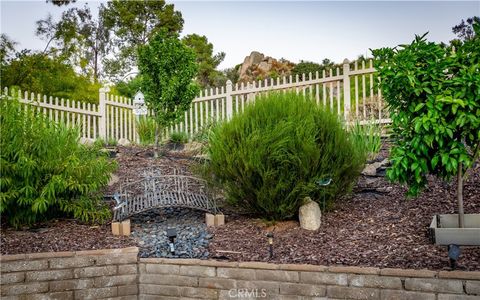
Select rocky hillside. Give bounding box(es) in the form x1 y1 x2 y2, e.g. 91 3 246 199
237 51 295 83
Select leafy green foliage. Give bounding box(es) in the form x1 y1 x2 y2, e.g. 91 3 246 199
136 116 157 146
372 25 480 196
138 30 199 130
192 119 218 145
349 122 382 160
452 16 480 41
102 0 183 80
113 75 143 98
292 59 339 79
1 52 100 104
36 5 109 82
169 132 188 144
182 34 225 88
0 98 116 227
0 34 17 65
292 61 323 78
202 92 366 220
47 0 75 6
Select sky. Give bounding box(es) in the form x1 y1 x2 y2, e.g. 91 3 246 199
1 0 479 69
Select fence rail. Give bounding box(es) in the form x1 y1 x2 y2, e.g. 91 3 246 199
2 58 390 143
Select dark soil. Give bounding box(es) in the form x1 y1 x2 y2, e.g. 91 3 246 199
2 143 479 271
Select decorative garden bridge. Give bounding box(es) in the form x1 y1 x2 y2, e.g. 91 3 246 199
112 170 219 221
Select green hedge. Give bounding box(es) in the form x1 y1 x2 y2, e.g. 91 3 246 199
202 92 366 220
0 98 116 227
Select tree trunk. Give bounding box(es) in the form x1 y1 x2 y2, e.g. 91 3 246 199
154 124 159 159
457 162 465 228
93 50 98 83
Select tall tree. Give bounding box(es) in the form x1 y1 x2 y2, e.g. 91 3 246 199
0 34 17 65
138 30 199 158
102 0 184 81
182 34 225 88
452 16 479 41
36 5 110 82
46 0 75 6
1 51 100 103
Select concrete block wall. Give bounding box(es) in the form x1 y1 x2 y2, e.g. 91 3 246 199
139 258 480 300
0 247 138 299
1 248 479 299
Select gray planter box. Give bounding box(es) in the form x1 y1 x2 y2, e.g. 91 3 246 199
429 214 480 246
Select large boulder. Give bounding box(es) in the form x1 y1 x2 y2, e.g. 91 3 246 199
238 51 295 83
299 197 321 231
361 158 389 176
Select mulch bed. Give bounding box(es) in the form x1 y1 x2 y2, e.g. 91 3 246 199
1 143 479 271
0 219 135 255
208 146 480 270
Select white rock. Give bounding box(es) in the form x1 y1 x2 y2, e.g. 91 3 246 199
108 174 119 187
79 137 94 145
299 197 321 231
118 138 131 146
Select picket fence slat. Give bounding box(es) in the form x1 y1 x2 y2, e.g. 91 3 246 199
3 58 388 143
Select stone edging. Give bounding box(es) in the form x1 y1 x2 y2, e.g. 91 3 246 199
138 257 480 280
0 247 138 262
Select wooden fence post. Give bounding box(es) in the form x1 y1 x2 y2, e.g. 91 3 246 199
99 86 109 140
226 80 233 119
342 58 351 121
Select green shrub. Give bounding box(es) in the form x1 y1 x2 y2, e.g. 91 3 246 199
0 98 116 228
192 119 218 144
93 138 118 147
169 131 188 144
349 122 382 160
372 30 480 196
201 92 367 220
136 116 156 146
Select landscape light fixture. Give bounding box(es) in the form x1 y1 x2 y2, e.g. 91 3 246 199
316 178 333 211
167 228 177 255
448 244 461 269
267 232 274 259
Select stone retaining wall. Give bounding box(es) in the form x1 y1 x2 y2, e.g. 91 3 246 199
0 247 138 299
1 247 479 299
139 258 480 300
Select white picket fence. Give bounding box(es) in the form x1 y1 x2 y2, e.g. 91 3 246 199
2 58 389 143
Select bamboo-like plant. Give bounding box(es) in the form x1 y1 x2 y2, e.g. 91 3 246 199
0 98 116 227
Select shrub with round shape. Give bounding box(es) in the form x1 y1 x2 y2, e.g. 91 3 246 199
202 92 366 220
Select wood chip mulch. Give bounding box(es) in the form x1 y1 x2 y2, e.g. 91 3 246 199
208 160 480 271
0 219 135 255
2 144 479 272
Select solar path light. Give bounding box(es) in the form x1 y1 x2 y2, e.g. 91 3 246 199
316 178 332 211
167 228 177 255
267 232 274 259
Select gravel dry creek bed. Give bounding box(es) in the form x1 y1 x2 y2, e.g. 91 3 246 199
1 143 479 271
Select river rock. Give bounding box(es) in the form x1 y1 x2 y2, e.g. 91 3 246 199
299 197 321 231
